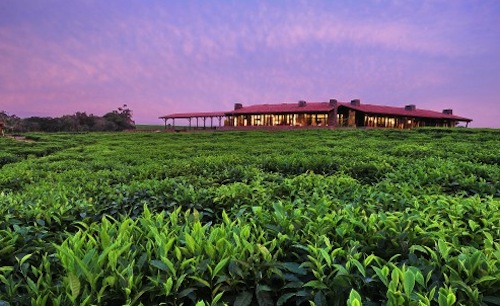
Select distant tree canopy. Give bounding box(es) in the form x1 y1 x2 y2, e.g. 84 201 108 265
102 105 135 131
0 105 135 133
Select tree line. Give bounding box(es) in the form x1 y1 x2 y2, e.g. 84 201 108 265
0 105 135 133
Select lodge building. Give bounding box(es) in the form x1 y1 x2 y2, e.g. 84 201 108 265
160 99 472 129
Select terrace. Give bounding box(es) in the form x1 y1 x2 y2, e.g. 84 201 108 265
159 111 225 130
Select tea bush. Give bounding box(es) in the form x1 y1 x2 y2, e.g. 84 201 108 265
0 128 499 305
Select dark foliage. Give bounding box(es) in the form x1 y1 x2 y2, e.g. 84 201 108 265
0 105 135 133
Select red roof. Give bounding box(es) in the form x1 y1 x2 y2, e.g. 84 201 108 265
160 101 472 122
159 111 225 119
342 103 472 121
226 101 472 122
228 102 332 115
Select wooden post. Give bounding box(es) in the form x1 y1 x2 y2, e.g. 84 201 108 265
348 110 356 127
330 99 338 127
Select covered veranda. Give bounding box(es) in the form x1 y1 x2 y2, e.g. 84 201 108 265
159 112 226 130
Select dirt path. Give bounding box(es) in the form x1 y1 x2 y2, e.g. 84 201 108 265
7 135 36 143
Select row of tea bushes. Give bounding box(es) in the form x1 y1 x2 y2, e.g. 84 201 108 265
1 173 499 304
3 201 499 305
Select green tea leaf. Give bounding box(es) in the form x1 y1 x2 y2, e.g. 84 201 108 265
318 249 332 267
473 275 497 285
18 253 33 266
150 260 168 272
26 277 38 293
256 284 273 306
304 280 328 290
468 220 479 231
347 289 362 306
483 296 500 305
212 291 224 305
350 258 366 277
447 292 456 306
257 244 271 261
438 240 449 258
184 233 196 254
164 277 173 295
190 276 210 288
373 266 389 287
273 202 285 220
314 291 327 306
234 291 253 306
68 272 80 300
212 258 229 278
282 262 307 275
403 270 415 297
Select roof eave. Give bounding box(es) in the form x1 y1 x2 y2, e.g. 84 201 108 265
226 108 334 115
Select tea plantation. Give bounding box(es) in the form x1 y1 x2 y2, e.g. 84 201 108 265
0 128 499 305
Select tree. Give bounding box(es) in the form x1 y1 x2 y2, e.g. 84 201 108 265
0 111 22 134
0 106 136 133
103 104 136 131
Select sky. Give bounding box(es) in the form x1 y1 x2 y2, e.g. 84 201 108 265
1 0 499 127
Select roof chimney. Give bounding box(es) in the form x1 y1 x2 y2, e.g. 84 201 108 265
443 109 453 115
405 104 416 111
298 100 307 107
329 99 338 107
350 99 360 106
234 103 243 110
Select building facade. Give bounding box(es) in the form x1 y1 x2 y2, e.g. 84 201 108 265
224 99 472 128
160 99 472 129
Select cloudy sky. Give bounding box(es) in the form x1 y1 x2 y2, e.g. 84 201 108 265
1 0 499 127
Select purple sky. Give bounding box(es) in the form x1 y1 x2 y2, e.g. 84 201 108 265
1 1 499 127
